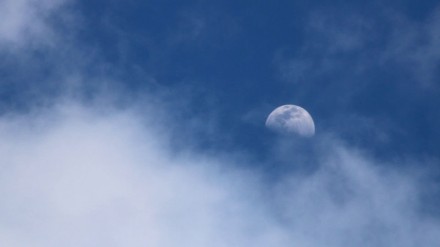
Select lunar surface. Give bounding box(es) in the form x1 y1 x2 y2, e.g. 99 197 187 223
266 104 315 137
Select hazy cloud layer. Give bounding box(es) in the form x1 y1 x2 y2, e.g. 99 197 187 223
0 101 439 246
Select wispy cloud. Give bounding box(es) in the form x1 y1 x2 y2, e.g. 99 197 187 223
0 100 439 246
0 0 71 50
279 4 440 87
277 9 373 84
382 7 440 87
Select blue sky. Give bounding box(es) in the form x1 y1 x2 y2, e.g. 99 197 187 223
1 0 440 246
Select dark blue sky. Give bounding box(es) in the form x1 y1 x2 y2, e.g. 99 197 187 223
43 0 440 161
1 0 439 163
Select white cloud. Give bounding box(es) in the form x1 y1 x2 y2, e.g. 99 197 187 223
0 0 70 49
0 99 439 246
0 101 280 247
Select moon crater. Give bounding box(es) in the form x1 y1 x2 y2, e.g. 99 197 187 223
265 104 315 137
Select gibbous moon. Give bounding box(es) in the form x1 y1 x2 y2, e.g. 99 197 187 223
266 104 315 137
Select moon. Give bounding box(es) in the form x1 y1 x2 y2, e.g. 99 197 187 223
265 104 315 137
